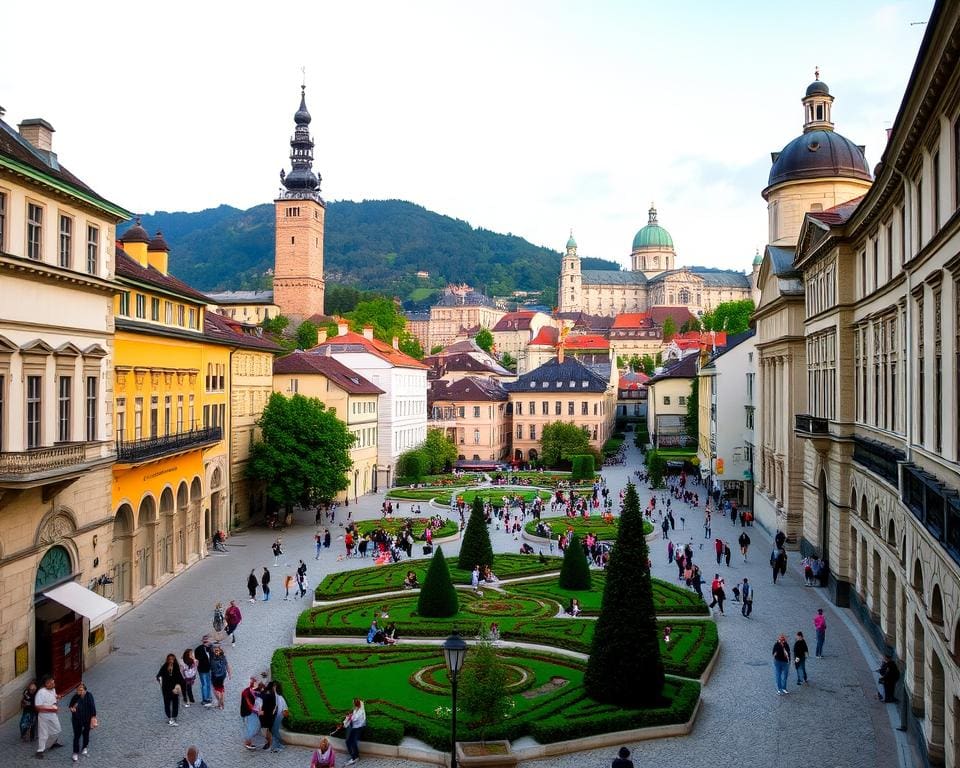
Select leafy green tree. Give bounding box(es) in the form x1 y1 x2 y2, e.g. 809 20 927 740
680 317 702 333
500 351 516 372
325 285 383 316
685 380 699 441
399 332 424 360
646 450 665 487
295 320 318 349
430 345 444 355
417 546 459 618
348 297 407 343
701 299 754 334
640 354 656 376
247 393 354 514
474 328 494 354
584 482 664 707
570 454 595 481
458 640 510 743
628 354 642 372
458 495 494 570
397 449 428 483
559 533 592 590
421 428 457 474
661 316 677 341
262 314 290 336
540 422 592 468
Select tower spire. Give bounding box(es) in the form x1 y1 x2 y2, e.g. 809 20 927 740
279 85 323 202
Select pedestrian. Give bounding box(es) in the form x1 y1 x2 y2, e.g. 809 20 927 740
241 677 263 750
259 679 277 751
738 531 751 562
793 631 809 686
34 675 63 758
156 653 185 726
247 569 258 602
343 697 366 765
741 578 753 617
194 636 214 706
176 745 209 768
270 681 288 753
180 649 198 707
771 547 786 584
272 537 283 566
315 530 323 560
19 680 37 742
311 736 336 767
813 608 826 657
297 569 308 599
212 602 225 634
611 745 634 768
283 574 294 600
772 634 791 695
225 599 242 645
67 681 97 762
775 529 786 549
324 528 332 549
878 654 901 703
714 537 723 565
724 541 732 567
261 567 271 601
210 645 231 709
708 574 726 615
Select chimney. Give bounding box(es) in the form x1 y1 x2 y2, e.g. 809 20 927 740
18 118 55 152
338 320 349 336
557 343 565 364
362 325 374 341
392 336 399 350
316 329 327 345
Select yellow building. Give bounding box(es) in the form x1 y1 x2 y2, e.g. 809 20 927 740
272 351 382 500
0 112 128 718
645 354 698 449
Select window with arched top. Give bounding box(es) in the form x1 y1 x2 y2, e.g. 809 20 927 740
913 559 924 593
679 288 691 304
873 504 881 530
931 585 944 625
887 520 896 546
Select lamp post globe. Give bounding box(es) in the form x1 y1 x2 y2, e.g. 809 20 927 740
442 632 468 768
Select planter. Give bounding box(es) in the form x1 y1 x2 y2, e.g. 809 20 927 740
456 740 518 767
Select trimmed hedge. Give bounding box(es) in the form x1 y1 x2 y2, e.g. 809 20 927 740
417 547 459 617
570 454 595 481
354 517 459 540
558 534 591 590
457 495 494 570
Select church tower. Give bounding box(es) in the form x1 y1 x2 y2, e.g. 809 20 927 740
631 204 676 277
557 231 582 312
273 86 326 321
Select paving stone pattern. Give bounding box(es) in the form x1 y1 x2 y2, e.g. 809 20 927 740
4 439 899 768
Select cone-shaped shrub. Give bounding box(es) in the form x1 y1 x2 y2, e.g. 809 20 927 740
558 533 592 590
417 546 459 618
584 482 664 707
457 495 494 570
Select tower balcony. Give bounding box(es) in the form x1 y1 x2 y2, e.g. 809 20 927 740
115 426 222 465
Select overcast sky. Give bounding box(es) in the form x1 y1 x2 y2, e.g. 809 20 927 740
1 1 933 273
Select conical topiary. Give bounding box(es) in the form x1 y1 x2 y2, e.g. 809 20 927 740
417 546 459 618
457 495 494 571
559 533 592 590
584 482 664 707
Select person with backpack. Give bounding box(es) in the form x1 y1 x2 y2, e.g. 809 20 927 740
212 603 225 635
209 646 231 710
224 600 242 646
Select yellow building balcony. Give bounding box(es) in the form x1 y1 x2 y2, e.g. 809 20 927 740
116 426 222 465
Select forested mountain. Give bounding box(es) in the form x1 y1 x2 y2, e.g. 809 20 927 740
125 200 621 305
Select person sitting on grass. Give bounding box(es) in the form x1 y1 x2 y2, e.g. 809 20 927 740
383 623 399 645
366 620 383 645
567 598 582 617
482 565 498 583
402 571 419 589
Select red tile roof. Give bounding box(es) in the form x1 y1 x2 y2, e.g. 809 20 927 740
563 334 609 350
528 326 560 346
272 352 384 394
115 248 211 303
618 371 650 390
313 330 429 369
809 195 865 226
648 306 696 327
611 313 651 329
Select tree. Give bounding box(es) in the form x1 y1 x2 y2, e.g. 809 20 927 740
399 332 424 360
628 354 642 373
680 317 702 333
348 297 407 343
458 640 510 743
570 454 595 481
559 533 592 590
247 393 355 514
397 450 428 483
661 316 677 341
640 354 656 376
685 380 699 442
701 299 754 334
500 351 516 372
540 422 592 468
584 482 665 707
430 345 444 355
262 314 290 337
421 428 458 474
295 320 318 349
458 495 494 570
474 328 494 354
417 547 459 618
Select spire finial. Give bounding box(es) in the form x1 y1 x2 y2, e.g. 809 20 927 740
814 65 820 81
301 65 306 89
648 203 657 224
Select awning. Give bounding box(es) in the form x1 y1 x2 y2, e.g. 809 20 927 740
43 582 119 628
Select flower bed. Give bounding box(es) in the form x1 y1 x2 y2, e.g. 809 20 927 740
353 517 459 540
272 644 700 750
524 515 654 541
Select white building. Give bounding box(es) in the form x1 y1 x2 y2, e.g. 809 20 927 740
312 322 428 487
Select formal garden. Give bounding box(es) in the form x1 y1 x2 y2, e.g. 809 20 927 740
523 515 654 541
276 485 718 755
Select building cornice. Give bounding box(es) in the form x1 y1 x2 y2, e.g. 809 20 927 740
0 156 130 220
0 252 118 295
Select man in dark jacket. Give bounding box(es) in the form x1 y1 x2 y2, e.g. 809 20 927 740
878 655 900 703
177 745 209 768
612 746 634 768
261 567 271 601
194 636 214 706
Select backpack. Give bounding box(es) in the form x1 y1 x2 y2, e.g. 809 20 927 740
213 608 225 632
211 655 228 678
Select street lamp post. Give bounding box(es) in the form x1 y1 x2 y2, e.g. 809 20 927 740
441 632 468 768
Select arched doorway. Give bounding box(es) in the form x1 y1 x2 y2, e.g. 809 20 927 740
871 549 881 618
159 487 174 576
176 482 189 565
514 449 522 461
111 505 134 603
35 545 72 590
818 470 829 558
209 466 223 539
190 477 202 555
35 545 83 692
135 496 157 592
528 449 539 462
885 567 897 645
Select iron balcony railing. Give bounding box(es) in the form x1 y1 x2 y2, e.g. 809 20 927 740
794 414 830 435
116 426 222 463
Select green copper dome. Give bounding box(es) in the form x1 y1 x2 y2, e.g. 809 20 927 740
566 231 577 249
632 205 674 250
752 249 763 266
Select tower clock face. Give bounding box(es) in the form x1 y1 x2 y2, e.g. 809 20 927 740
35 546 72 591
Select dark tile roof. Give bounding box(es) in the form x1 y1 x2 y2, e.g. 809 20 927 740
647 353 700 383
115 248 211 303
272 352 384 394
766 246 799 277
434 289 495 307
504 356 609 393
492 311 537 332
429 376 508 403
647 267 751 288
704 328 756 365
647 306 696 327
424 351 511 378
0 118 126 215
808 196 865 226
554 312 615 332
203 311 282 352
581 269 647 285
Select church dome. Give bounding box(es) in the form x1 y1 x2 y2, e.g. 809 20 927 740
806 79 830 97
767 129 871 188
119 218 150 244
566 232 577 249
752 249 763 266
632 205 674 250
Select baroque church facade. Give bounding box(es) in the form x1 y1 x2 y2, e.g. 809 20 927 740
557 205 754 318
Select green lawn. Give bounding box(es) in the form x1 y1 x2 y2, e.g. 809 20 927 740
273 644 700 749
524 515 654 540
434 488 552 507
353 517 459 540
314 554 564 601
